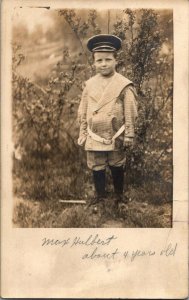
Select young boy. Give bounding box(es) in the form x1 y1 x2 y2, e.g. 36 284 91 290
78 34 138 209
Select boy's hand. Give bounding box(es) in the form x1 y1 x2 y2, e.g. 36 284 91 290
123 137 134 148
78 136 87 146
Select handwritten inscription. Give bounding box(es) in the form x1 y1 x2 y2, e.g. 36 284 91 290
71 234 117 247
42 234 116 248
42 238 70 247
41 235 178 262
82 247 120 260
160 243 177 256
130 249 156 262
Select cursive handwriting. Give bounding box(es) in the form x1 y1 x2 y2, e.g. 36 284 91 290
71 234 117 248
41 236 178 262
41 234 117 248
130 249 156 262
160 243 177 256
42 237 70 247
82 247 119 260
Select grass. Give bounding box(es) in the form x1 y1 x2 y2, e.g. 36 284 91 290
13 194 172 228
12 150 172 228
13 200 101 228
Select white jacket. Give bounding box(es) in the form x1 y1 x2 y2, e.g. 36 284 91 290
78 72 138 151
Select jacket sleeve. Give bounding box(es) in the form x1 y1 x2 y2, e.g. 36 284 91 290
78 84 88 139
123 84 138 139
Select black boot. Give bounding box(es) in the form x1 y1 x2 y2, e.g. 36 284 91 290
90 169 106 206
110 166 124 206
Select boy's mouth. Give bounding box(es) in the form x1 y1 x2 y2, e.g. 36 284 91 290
100 68 109 72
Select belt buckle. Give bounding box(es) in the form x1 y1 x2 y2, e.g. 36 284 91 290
103 139 112 145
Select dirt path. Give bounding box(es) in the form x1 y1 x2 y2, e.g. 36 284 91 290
102 220 126 228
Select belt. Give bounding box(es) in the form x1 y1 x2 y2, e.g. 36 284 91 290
87 125 125 145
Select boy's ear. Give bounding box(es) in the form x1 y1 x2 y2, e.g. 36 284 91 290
91 64 96 71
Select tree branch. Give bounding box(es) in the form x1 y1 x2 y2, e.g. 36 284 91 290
13 70 48 96
156 140 172 163
61 11 93 71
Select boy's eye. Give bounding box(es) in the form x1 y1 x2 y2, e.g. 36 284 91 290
95 58 112 63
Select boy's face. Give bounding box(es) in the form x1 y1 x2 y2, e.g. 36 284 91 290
93 52 117 77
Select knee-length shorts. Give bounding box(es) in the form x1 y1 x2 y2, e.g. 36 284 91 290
87 150 126 171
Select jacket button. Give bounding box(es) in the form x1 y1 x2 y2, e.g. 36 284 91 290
93 129 97 133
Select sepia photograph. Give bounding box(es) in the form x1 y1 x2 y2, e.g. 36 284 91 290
1 1 188 299
12 7 173 228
